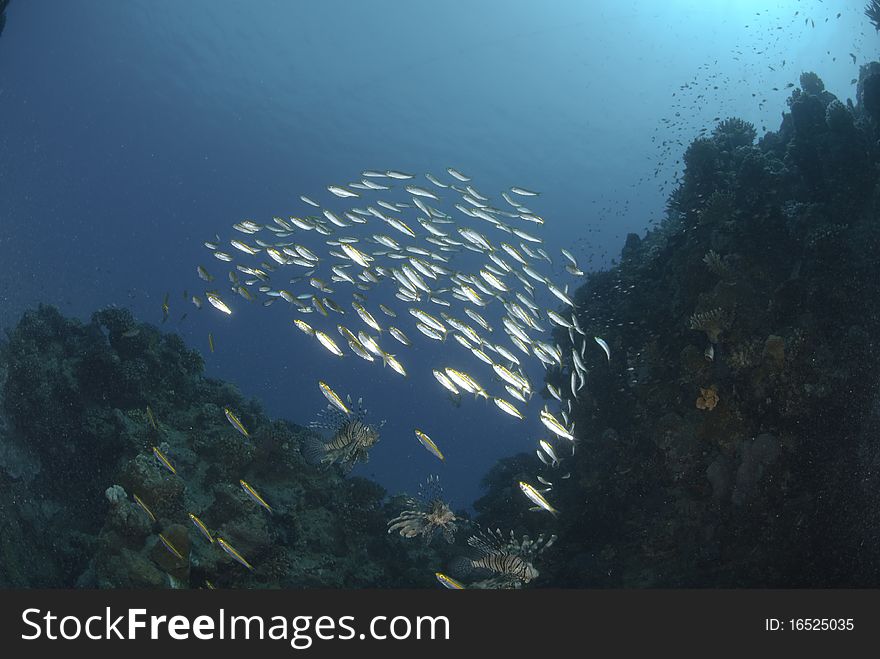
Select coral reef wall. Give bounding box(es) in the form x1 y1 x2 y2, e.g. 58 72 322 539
476 64 880 587
0 305 445 588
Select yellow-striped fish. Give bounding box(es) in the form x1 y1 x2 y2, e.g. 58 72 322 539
206 292 232 315
240 479 272 513
435 572 465 589
208 333 215 353
152 446 177 475
293 319 314 335
133 494 156 523
315 330 344 357
493 397 524 420
146 406 157 430
224 408 249 438
217 537 254 570
188 512 215 544
158 533 185 561
519 481 559 516
318 381 351 416
415 429 444 461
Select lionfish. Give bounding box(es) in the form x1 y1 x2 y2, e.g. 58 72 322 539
451 528 556 589
387 475 458 545
304 395 381 472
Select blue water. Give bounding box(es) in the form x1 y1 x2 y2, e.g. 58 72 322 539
0 0 867 508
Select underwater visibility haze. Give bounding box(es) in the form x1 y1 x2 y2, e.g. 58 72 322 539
0 0 879 588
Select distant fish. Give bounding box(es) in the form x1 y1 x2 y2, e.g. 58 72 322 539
158 533 186 561
146 406 158 431
594 336 611 362
406 185 440 200
327 185 359 198
433 369 460 396
415 429 445 461
385 170 415 180
206 292 232 315
133 494 156 523
425 173 449 188
208 333 215 353
446 167 470 182
519 481 559 516
293 319 314 335
152 446 177 475
224 407 250 438
539 409 575 442
493 397 524 420
319 381 351 416
389 326 411 346
240 479 273 513
538 439 560 466
188 513 215 544
435 572 466 589
315 330 345 357
382 351 407 377
217 537 254 570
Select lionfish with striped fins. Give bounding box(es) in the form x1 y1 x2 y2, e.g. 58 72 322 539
387 475 458 545
451 527 556 589
304 395 381 472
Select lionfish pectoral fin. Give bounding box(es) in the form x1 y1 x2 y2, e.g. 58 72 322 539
301 435 329 466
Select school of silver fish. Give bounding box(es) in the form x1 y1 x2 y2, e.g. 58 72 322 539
193 167 616 575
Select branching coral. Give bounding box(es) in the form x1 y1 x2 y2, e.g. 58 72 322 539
713 117 757 150
696 385 719 411
799 71 825 96
688 308 729 343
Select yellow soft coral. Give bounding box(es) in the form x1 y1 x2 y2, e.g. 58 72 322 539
696 385 719 410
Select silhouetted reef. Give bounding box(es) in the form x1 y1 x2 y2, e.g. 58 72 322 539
475 64 880 587
0 305 461 588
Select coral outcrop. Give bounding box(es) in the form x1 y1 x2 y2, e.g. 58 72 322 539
476 64 880 587
0 305 452 588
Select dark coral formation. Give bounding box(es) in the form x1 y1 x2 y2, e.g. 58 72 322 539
0 0 8 39
0 305 454 588
476 65 880 587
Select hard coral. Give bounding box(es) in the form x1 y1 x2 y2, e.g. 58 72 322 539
712 117 757 150
799 71 825 96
